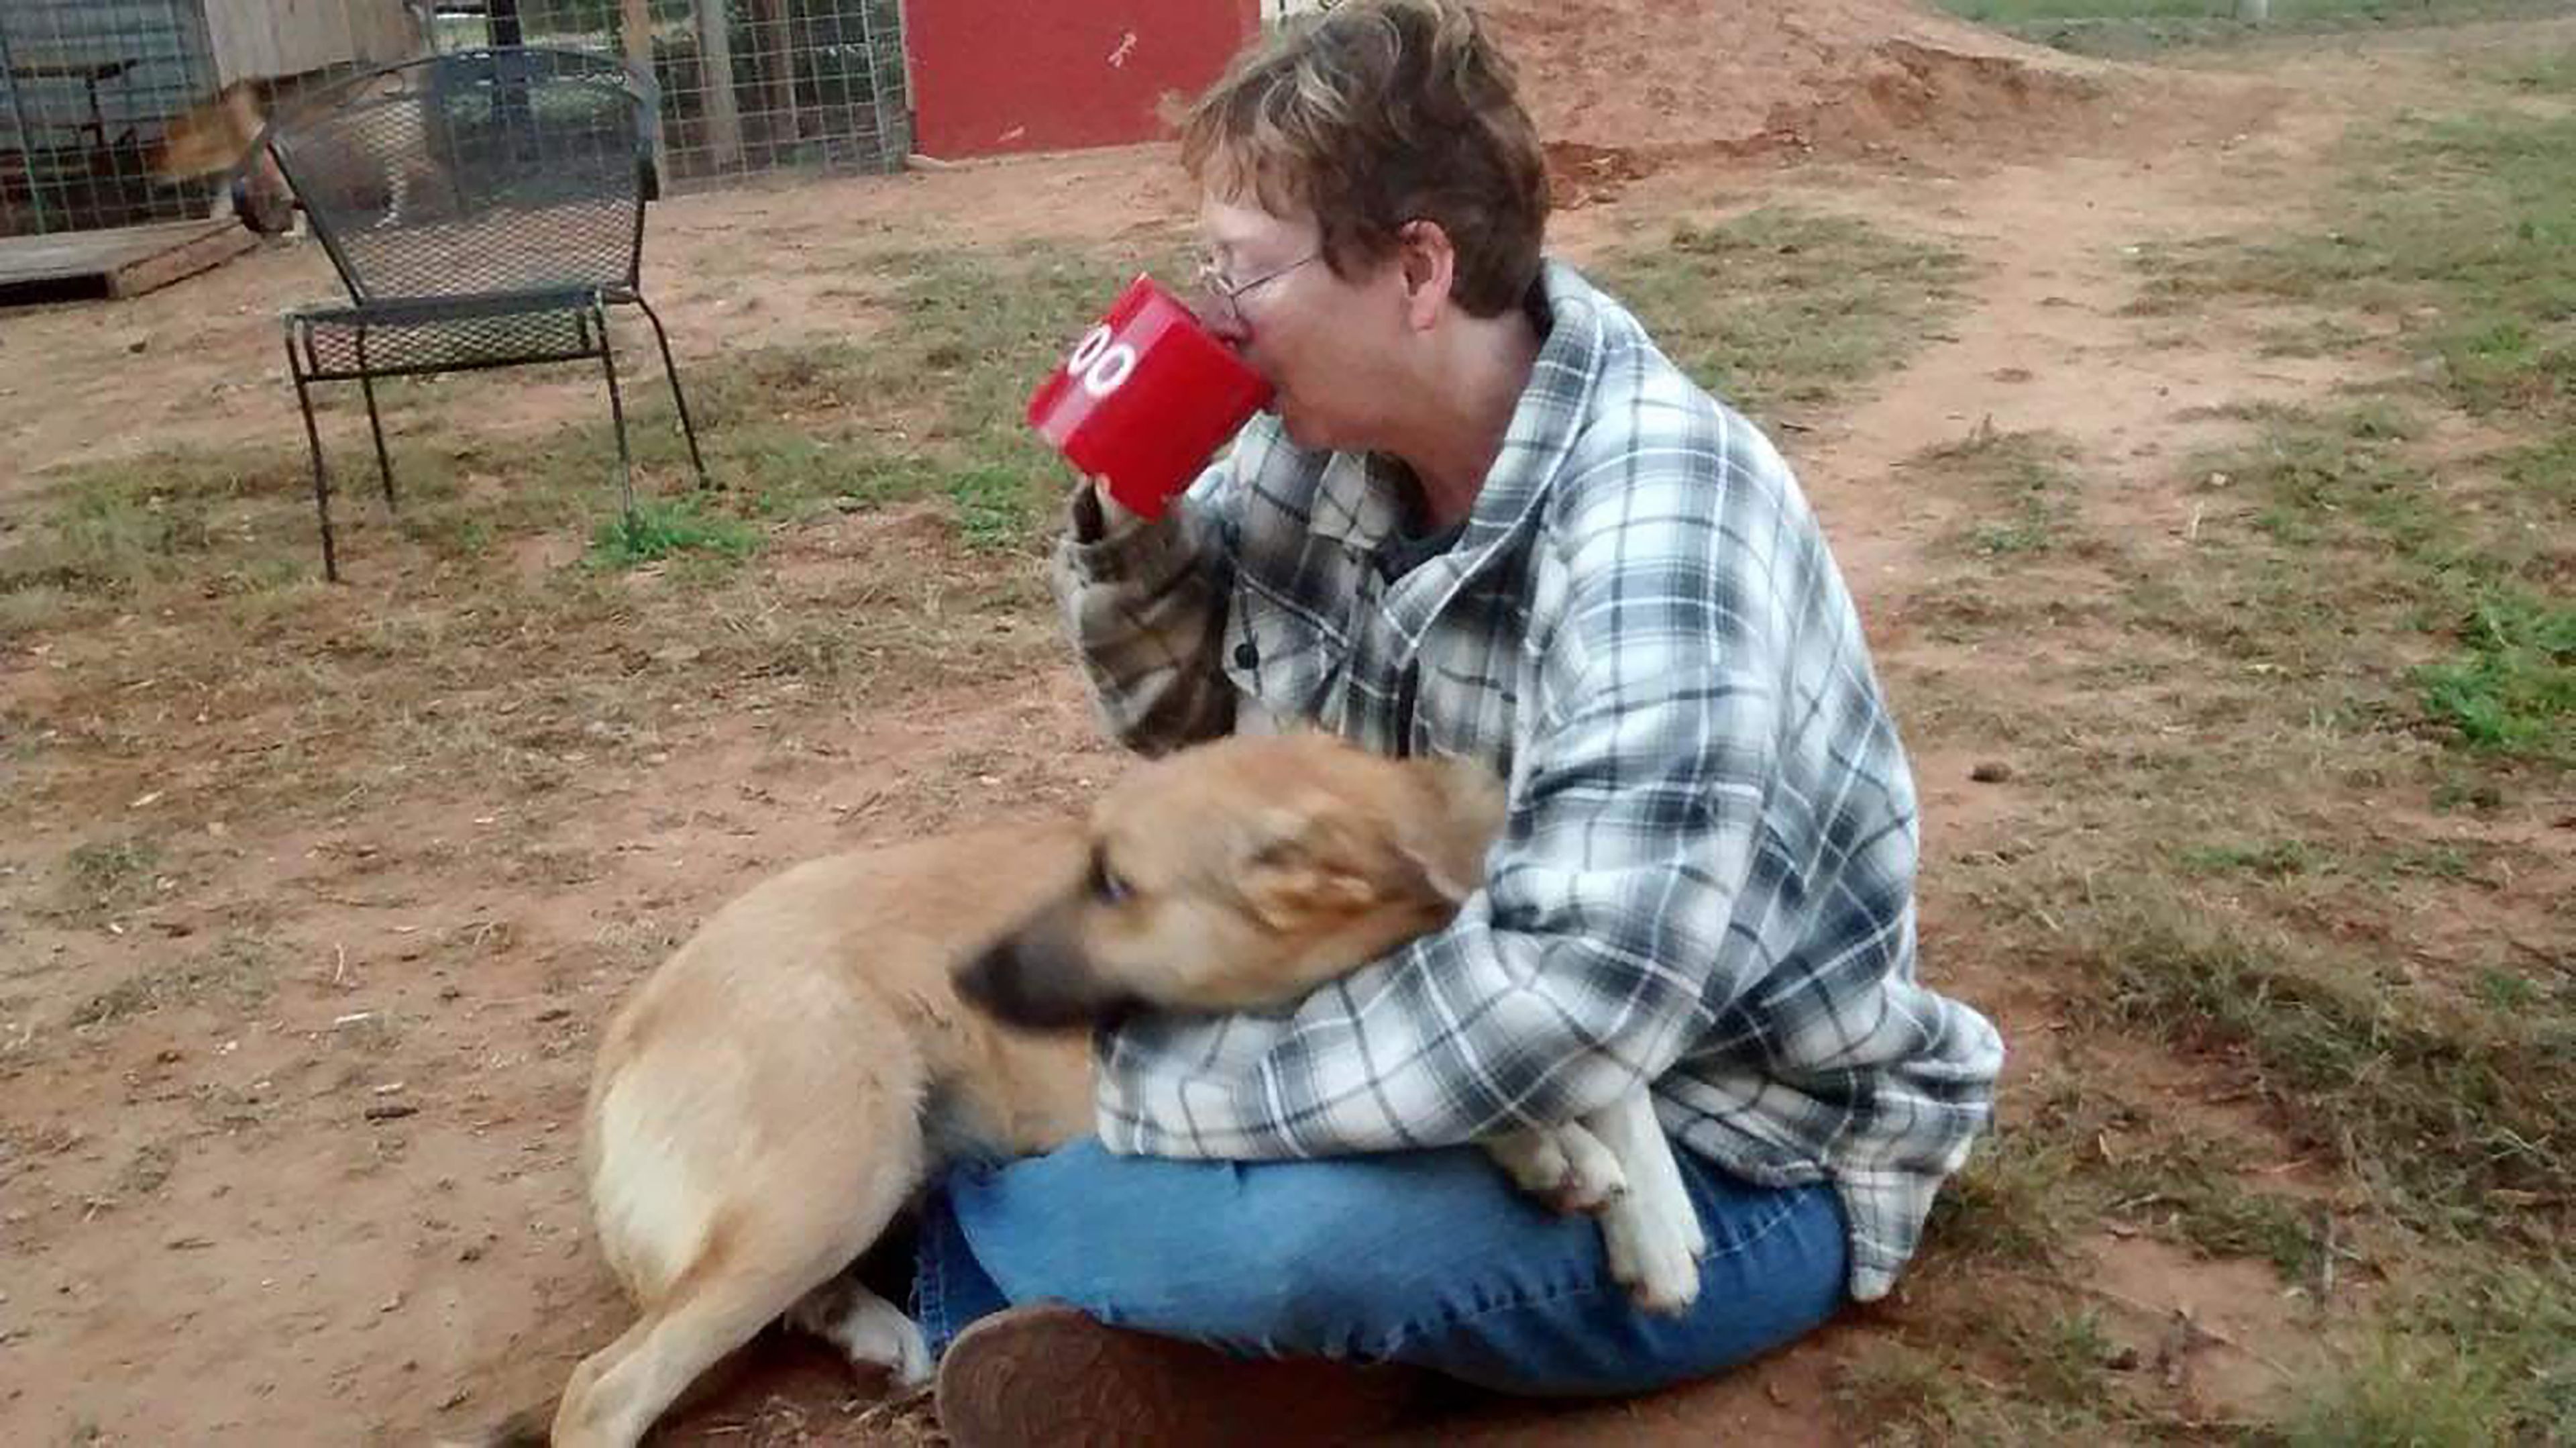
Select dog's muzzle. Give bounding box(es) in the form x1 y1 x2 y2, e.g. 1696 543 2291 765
954 931 1140 1033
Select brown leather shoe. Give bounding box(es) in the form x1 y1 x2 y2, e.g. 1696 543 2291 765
932 1302 1423 1447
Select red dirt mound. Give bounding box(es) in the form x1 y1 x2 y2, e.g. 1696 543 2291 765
1487 0 2101 166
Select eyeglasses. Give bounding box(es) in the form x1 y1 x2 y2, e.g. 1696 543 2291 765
1194 250 1319 329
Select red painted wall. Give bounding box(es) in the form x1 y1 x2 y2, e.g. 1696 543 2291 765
906 1 1260 160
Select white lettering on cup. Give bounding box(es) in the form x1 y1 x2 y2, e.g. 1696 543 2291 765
1081 342 1138 399
1067 324 1114 376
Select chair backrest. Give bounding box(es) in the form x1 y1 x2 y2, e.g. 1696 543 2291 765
261 48 657 303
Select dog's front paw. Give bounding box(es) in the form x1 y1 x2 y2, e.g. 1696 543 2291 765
1486 1125 1627 1216
1601 1196 1703 1316
1485 1127 1568 1197
1546 1121 1629 1215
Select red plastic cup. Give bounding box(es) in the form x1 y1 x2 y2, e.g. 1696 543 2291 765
1026 273 1275 519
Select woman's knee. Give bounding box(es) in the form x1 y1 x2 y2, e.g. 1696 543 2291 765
947 1142 1433 1353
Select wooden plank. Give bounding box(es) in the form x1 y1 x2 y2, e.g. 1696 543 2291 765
0 220 255 306
107 219 258 299
0 224 202 285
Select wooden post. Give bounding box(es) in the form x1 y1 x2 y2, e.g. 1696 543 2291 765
751 0 800 146
2235 0 2270 19
622 0 654 70
621 0 667 174
697 0 743 167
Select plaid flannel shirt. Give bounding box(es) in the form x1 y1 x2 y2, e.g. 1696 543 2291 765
1047 261 2003 1301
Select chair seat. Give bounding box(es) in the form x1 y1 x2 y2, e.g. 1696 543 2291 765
288 287 609 380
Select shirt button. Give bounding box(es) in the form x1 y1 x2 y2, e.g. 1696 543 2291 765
1234 639 1258 670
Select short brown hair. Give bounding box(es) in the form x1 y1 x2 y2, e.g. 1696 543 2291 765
1179 0 1548 318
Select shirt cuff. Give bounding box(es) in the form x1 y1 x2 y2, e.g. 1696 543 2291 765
1058 480 1197 586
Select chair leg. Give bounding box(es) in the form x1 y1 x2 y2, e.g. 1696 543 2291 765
631 295 710 490
354 327 397 510
597 304 638 522
285 330 339 584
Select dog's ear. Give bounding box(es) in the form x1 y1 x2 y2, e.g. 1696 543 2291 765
1239 756 1505 926
1240 805 1393 930
1394 755 1507 903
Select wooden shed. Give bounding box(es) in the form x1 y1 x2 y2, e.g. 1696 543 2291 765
201 0 423 86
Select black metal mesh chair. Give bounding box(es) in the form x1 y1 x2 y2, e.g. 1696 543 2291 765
237 47 708 580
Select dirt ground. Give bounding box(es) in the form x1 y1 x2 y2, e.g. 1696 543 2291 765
3 8 2568 1446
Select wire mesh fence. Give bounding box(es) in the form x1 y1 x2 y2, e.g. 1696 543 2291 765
471 1 909 187
0 0 910 239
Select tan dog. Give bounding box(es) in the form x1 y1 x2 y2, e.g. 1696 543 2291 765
151 81 269 178
151 81 296 233
519 733 1703 1448
152 75 443 232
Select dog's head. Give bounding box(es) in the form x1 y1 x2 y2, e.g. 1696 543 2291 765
956 733 1506 1031
150 83 266 180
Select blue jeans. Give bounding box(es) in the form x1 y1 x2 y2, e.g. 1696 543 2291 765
910 1137 1848 1398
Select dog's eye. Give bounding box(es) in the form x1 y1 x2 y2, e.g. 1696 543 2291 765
1088 847 1131 905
